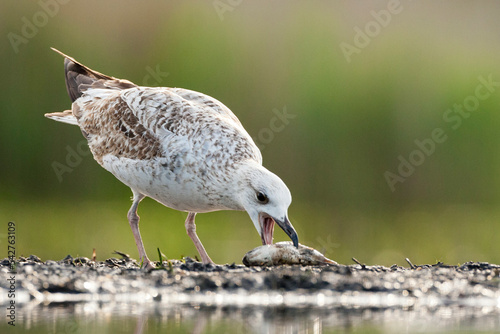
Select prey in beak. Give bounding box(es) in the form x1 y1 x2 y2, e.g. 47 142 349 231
259 213 299 248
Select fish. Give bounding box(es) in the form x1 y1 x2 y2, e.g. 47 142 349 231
242 241 337 266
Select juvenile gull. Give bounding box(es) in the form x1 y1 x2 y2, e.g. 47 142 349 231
46 48 298 269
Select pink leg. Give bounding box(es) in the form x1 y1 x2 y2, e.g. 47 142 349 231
185 212 213 264
127 191 155 270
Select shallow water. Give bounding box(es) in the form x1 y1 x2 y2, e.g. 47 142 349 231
3 295 500 334
2 257 500 333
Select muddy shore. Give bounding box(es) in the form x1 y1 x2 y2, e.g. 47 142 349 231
1 254 499 309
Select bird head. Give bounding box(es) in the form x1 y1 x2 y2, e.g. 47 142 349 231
236 162 299 248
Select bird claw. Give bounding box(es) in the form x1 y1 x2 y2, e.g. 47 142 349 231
141 259 156 271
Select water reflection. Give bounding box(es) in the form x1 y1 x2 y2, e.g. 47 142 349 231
9 301 500 333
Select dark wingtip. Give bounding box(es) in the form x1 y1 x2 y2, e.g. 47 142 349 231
51 47 137 103
51 47 116 102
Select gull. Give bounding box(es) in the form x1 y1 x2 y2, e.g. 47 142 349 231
45 48 299 269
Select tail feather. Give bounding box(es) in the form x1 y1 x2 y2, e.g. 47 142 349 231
45 110 78 125
51 47 136 103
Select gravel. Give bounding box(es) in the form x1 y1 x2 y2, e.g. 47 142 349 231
1 254 500 308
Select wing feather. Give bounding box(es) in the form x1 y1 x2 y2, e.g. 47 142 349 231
75 87 262 167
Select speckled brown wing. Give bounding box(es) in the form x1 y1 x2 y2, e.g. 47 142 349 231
119 87 262 167
73 89 165 165
73 86 261 170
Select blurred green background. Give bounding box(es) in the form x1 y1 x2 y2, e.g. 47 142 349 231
1 0 500 266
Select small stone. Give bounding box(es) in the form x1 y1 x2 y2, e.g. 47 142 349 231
74 257 90 265
61 255 74 265
28 255 42 263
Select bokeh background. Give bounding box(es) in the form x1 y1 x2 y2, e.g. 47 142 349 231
2 0 500 266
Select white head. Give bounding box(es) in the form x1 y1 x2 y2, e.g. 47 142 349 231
235 161 298 247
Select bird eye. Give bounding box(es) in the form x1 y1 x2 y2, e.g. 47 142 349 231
256 191 269 204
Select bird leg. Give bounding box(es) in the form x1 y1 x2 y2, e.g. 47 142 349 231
127 191 155 270
185 212 213 264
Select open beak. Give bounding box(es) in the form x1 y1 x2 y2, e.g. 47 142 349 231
259 213 299 248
